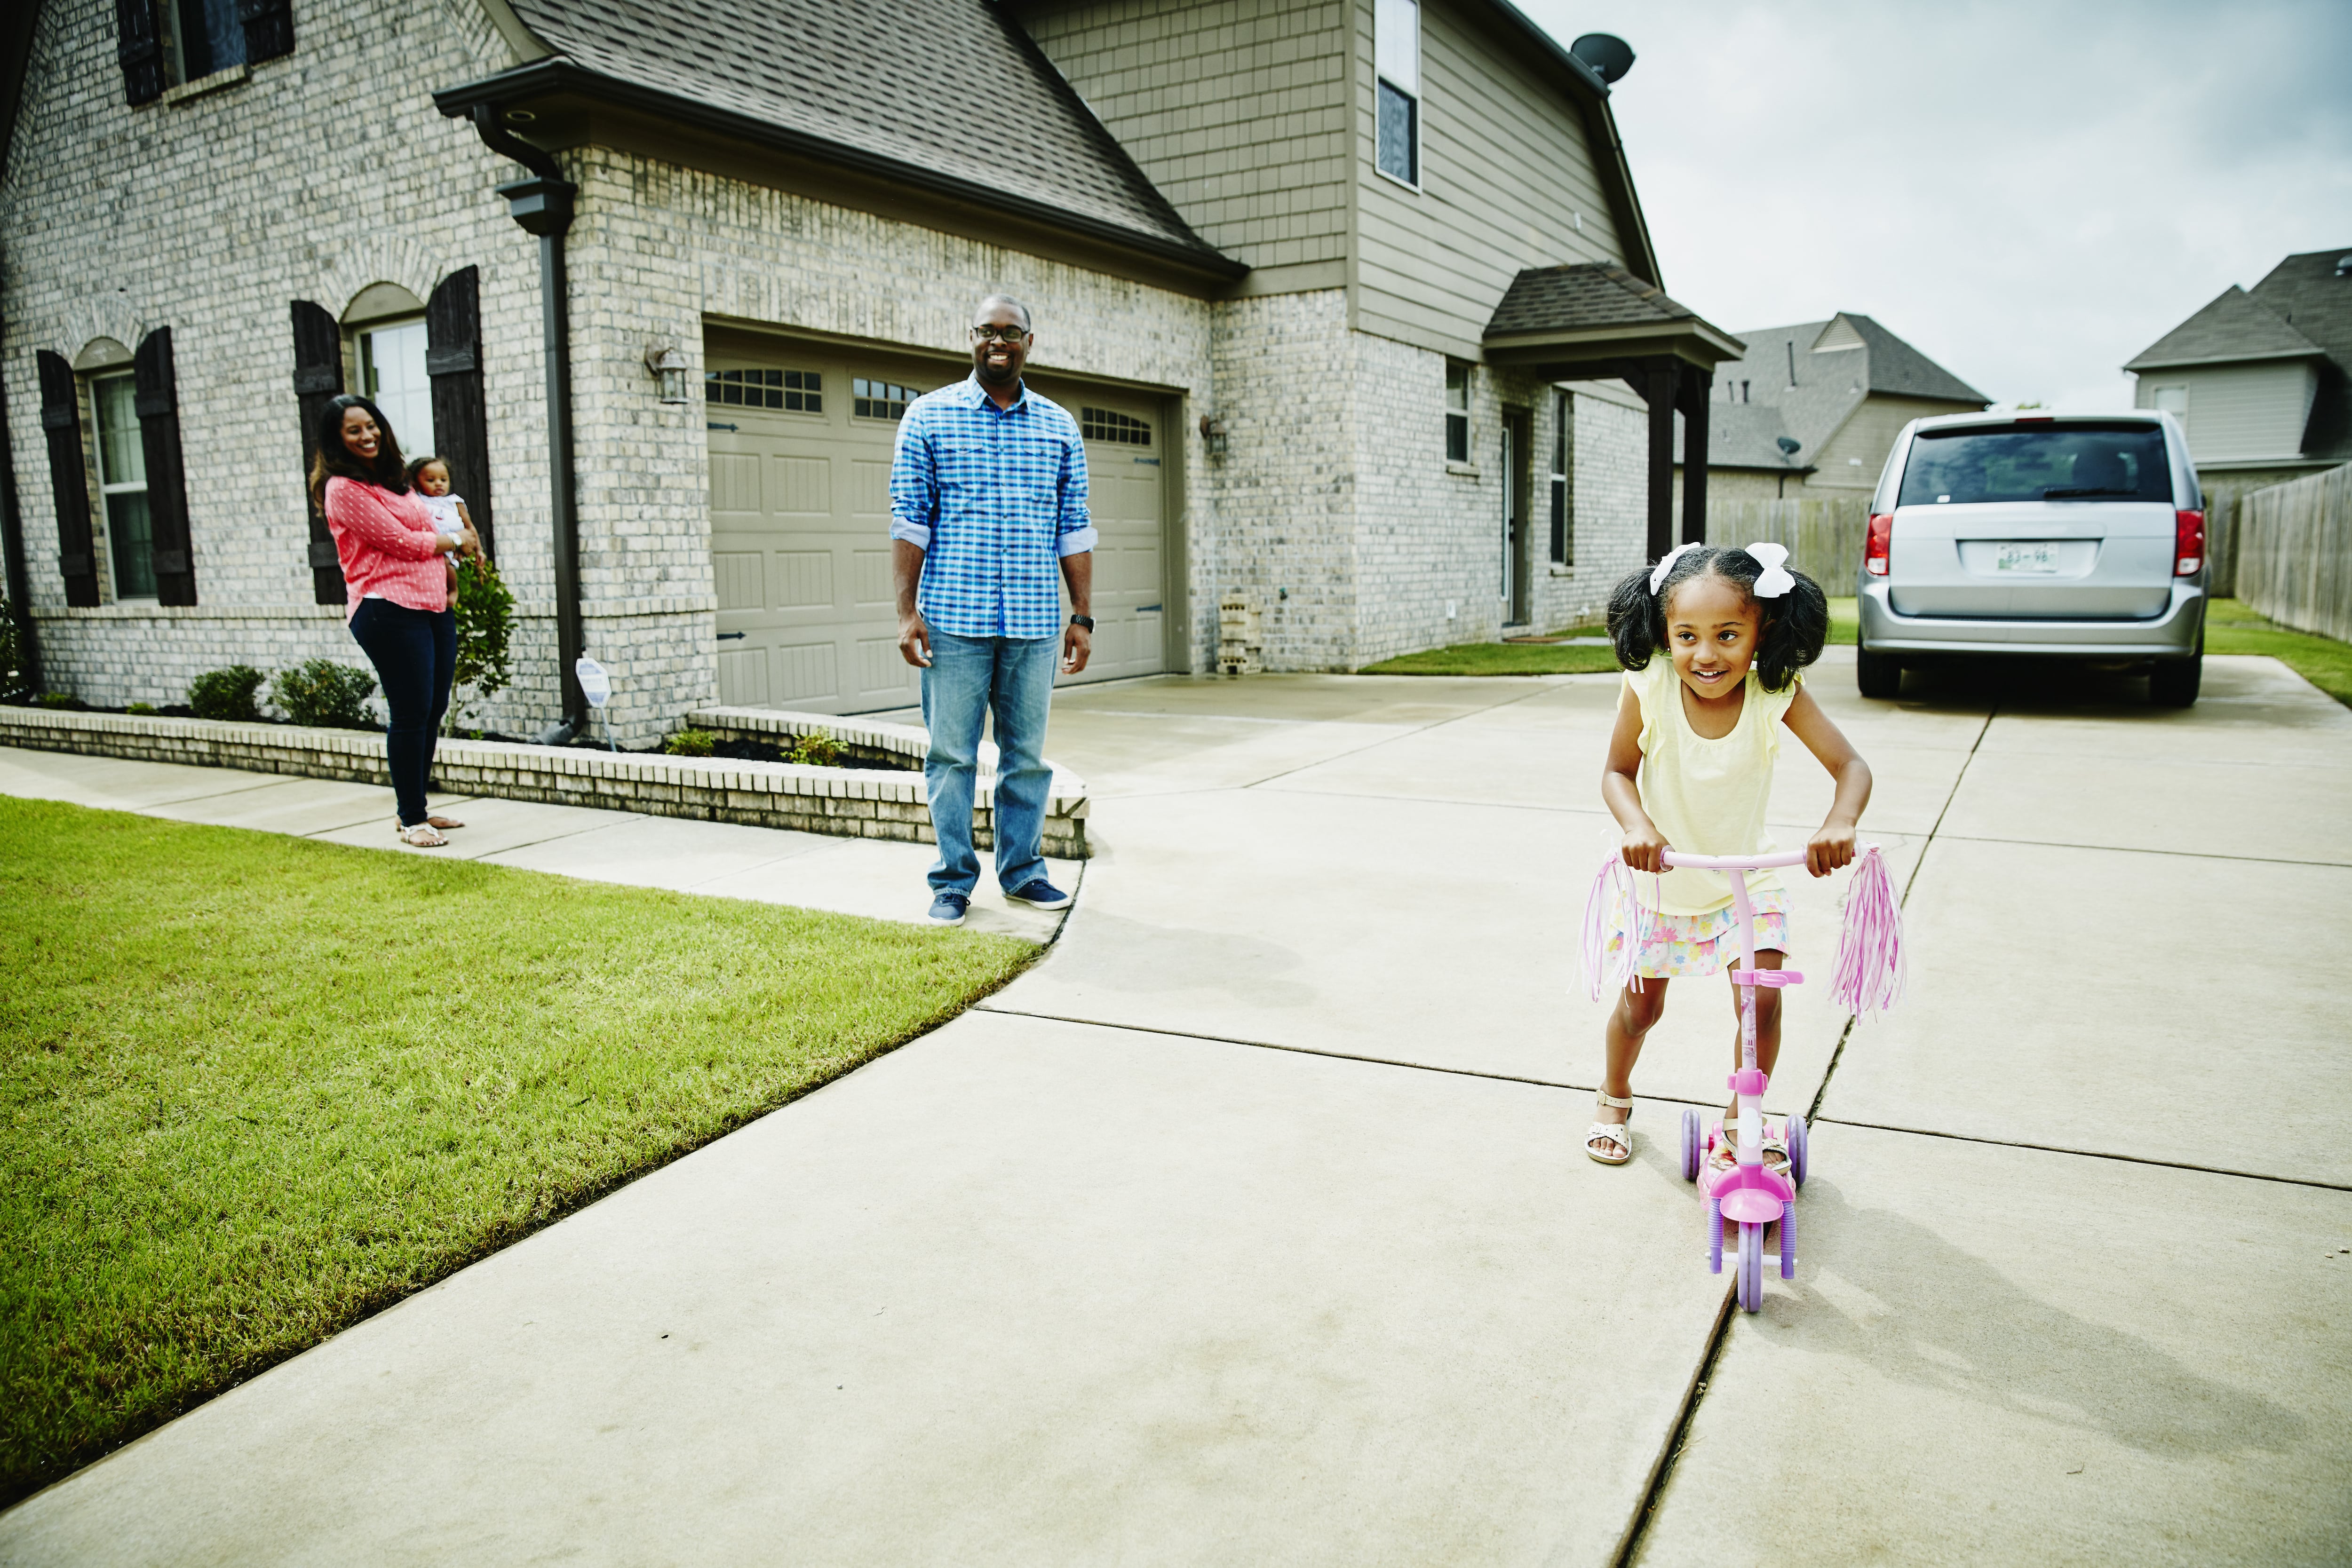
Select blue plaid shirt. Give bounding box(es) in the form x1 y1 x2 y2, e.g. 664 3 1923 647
889 375 1096 640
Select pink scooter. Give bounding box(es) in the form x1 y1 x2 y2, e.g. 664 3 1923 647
1581 843 1905 1314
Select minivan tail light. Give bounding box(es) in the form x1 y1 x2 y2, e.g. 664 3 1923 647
1865 513 1893 576
2174 510 2204 576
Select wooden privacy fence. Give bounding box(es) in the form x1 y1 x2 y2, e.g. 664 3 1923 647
2236 463 2352 642
1701 497 1872 589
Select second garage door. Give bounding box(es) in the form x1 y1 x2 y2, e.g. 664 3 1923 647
706 336 1172 715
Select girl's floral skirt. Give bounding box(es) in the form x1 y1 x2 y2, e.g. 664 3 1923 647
1605 886 1792 981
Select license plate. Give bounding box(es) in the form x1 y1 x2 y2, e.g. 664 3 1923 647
1995 541 2060 574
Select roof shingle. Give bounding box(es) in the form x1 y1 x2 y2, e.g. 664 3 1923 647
2123 285 2324 370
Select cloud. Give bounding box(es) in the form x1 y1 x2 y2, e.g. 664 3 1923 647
1521 0 2352 408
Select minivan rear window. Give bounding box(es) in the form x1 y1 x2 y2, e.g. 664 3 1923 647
1898 422 2171 506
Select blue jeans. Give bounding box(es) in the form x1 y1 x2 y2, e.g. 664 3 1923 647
348 598 456 827
921 630 1057 896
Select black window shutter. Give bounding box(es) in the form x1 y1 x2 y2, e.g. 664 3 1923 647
426 267 493 559
36 352 101 608
237 0 294 63
115 0 166 105
132 328 198 607
290 301 347 603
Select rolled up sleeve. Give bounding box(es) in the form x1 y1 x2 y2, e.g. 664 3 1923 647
1054 429 1096 557
888 411 936 548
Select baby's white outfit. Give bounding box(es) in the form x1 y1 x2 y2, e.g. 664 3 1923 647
421 492 466 540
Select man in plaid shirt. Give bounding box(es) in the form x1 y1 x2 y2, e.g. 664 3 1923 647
890 294 1095 925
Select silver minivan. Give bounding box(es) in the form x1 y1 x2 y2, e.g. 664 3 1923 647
1855 411 2207 705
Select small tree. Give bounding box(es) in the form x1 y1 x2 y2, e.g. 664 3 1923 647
447 555 515 735
0 593 24 700
188 665 266 722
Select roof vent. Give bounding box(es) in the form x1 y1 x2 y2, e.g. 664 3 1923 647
2337 254 2352 277
1571 34 1635 84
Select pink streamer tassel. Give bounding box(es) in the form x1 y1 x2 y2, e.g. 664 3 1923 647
1831 844 1906 1018
1578 852 1639 1001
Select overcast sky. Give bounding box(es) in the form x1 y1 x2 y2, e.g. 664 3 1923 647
1519 0 2352 410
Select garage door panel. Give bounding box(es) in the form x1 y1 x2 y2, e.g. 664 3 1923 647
716 646 768 706
711 452 762 513
775 551 834 609
714 552 764 612
775 642 838 705
773 456 831 514
853 549 892 607
850 459 891 517
857 637 918 704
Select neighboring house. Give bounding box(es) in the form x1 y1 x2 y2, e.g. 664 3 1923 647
1673 313 1988 518
0 0 1740 738
2124 248 2352 495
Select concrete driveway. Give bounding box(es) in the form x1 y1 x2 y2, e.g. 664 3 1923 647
3 649 2347 1565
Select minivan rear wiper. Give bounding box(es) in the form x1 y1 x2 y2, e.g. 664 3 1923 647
2041 486 2137 498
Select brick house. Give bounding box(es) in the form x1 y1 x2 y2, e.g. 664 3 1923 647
0 0 1738 741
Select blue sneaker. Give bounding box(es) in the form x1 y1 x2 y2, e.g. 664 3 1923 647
1004 878 1073 911
927 892 969 926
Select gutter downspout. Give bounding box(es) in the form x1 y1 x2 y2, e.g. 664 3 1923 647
467 104 585 745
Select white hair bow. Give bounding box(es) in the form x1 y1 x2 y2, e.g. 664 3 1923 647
1647 542 1701 594
1746 541 1795 598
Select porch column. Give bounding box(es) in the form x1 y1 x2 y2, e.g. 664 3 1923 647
1679 366 1709 547
1641 358 1677 560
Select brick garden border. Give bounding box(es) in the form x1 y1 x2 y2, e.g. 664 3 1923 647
0 706 1089 859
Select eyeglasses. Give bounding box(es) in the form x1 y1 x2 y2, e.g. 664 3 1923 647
970 324 1030 343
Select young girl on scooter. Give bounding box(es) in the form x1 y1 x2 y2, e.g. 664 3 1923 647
1583 543 1873 1169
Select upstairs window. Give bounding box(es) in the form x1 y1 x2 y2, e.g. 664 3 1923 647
708 368 821 412
1376 0 1421 187
1081 408 1152 445
116 0 291 104
853 378 918 420
170 0 247 82
1445 363 1470 463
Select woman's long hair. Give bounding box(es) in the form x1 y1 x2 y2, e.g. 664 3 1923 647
308 394 409 511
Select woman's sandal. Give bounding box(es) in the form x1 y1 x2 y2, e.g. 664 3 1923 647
1585 1091 1634 1165
397 822 450 848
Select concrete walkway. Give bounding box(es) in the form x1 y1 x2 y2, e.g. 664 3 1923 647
3 650 2347 1565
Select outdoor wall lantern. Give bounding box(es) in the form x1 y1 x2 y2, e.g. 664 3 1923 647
645 345 692 405
1198 414 1228 459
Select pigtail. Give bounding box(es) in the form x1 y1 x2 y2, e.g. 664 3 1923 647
1605 564 1663 670
1754 568 1829 692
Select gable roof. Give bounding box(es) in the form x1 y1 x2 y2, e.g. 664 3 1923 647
1690 313 1986 471
436 0 1238 282
2124 284 2326 371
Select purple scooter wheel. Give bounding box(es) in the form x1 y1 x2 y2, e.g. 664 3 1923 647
1786 1113 1809 1188
1707 1198 1724 1273
1680 1109 1701 1182
1779 1200 1796 1279
1737 1221 1763 1312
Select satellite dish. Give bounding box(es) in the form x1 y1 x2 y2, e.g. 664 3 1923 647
575 657 611 709
1571 33 1635 85
1776 436 1802 456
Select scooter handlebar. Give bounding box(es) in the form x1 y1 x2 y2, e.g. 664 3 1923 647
1659 848 1829 871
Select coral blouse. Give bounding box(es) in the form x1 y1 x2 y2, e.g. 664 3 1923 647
323 477 448 620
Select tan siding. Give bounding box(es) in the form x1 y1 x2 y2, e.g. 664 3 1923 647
1805 396 1980 492
2133 362 2320 464
1352 0 1624 357
1021 0 1352 270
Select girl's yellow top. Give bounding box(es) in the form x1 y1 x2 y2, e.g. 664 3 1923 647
1627 657 1802 916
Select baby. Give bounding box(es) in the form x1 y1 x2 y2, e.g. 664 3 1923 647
406 455 472 592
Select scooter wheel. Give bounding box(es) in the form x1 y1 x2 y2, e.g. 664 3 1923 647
1737 1221 1764 1312
1779 1200 1796 1280
1786 1113 1809 1188
1707 1198 1723 1274
1679 1109 1701 1182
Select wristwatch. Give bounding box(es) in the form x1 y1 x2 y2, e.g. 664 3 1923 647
1068 614 1096 631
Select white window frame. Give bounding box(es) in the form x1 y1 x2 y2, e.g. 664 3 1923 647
1375 0 1421 190
88 369 157 602
353 317 436 459
1444 362 1471 466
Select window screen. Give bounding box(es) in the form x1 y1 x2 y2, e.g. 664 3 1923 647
1081 408 1151 445
707 368 821 412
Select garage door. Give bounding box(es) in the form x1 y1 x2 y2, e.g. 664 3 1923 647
706 338 1170 715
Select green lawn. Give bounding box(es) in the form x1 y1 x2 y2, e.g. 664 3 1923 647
1358 599 1863 676
0 799 1034 1504
2205 598 2352 706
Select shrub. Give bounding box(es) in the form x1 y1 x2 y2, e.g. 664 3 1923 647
448 555 515 734
37 692 81 710
125 702 157 717
663 727 715 758
788 729 842 767
271 659 377 729
188 665 266 722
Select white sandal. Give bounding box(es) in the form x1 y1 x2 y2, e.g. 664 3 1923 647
1585 1091 1634 1165
397 822 450 848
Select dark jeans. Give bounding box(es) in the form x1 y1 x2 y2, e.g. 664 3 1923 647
348 598 456 827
